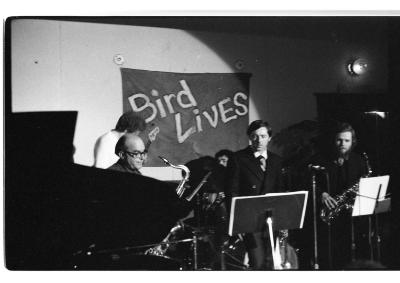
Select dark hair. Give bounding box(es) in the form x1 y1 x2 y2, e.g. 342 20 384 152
114 135 128 156
246 120 272 136
333 122 357 146
215 149 234 159
114 111 146 133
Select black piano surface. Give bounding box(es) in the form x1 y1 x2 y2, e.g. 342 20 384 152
5 112 190 270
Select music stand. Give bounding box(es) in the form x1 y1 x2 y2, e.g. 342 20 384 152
228 191 308 269
352 175 390 217
374 198 391 214
352 175 390 262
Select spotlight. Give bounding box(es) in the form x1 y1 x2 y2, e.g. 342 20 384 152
347 58 368 76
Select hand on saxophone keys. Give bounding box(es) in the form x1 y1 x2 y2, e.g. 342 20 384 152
321 192 337 210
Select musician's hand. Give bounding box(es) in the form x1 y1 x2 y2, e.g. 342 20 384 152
321 192 337 210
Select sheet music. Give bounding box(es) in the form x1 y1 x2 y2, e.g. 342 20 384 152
352 175 390 217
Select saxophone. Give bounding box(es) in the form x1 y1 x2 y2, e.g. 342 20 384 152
320 152 372 224
144 157 190 256
159 156 190 198
144 222 183 256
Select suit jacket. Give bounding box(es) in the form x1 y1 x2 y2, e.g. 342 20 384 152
229 146 284 198
108 159 142 175
228 146 284 251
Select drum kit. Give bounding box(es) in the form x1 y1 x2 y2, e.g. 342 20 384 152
72 190 249 270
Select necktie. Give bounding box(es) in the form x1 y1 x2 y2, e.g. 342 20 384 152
258 156 266 171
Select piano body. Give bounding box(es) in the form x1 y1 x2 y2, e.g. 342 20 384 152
5 112 191 270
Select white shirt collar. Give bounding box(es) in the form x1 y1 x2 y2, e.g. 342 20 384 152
254 150 268 160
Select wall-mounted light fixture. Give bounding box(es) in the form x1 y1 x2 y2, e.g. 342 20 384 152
347 58 368 76
364 111 387 119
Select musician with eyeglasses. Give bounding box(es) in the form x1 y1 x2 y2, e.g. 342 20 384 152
94 111 147 169
108 133 148 175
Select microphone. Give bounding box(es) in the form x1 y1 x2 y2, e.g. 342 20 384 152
308 164 326 171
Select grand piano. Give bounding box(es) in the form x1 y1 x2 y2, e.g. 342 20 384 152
5 111 191 270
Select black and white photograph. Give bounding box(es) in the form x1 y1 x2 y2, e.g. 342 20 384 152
3 5 400 275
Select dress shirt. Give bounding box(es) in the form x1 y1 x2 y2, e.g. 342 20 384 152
253 150 268 160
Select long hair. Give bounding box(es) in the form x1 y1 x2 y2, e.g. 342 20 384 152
114 111 146 133
333 122 357 148
114 135 127 156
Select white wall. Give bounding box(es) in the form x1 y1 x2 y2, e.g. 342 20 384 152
11 19 388 172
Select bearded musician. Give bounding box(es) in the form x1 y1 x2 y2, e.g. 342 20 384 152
313 122 369 269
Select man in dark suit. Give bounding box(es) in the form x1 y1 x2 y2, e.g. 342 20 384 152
229 120 284 270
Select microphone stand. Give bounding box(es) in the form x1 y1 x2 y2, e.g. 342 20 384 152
324 172 333 269
351 217 356 262
186 171 212 270
373 184 383 262
311 171 320 270
193 233 198 270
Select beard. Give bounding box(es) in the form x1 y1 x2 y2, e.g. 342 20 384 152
336 147 351 159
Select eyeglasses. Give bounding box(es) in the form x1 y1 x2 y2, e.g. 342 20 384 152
124 150 148 159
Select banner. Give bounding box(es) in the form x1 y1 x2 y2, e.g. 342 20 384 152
121 68 251 166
